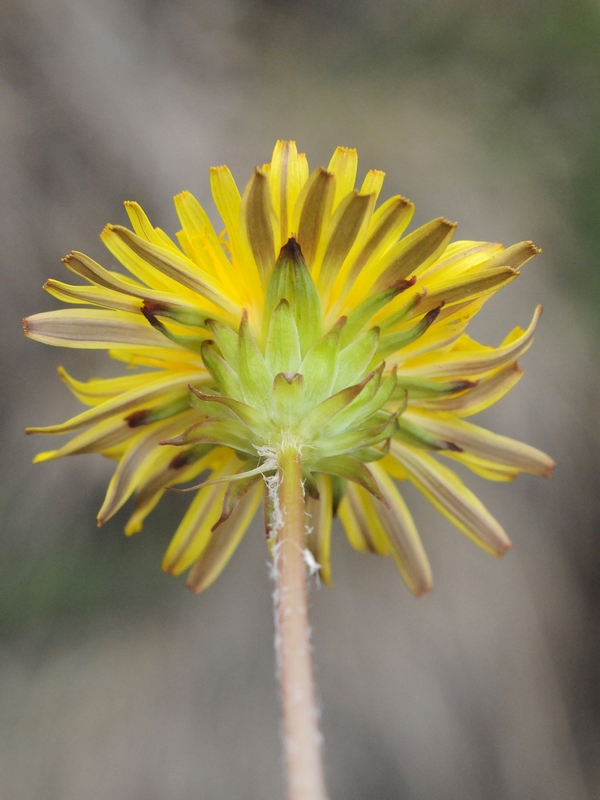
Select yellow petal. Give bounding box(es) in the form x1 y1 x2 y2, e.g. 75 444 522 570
369 463 432 596
63 251 215 322
313 191 375 298
330 196 416 318
294 168 335 268
484 241 540 271
387 304 476 364
399 305 541 379
32 414 139 463
56 366 155 407
44 280 143 313
124 447 215 535
27 369 200 434
102 226 238 317
327 146 358 210
97 410 198 525
62 251 146 294
350 218 455 305
124 201 181 254
269 140 305 243
23 309 179 349
420 241 503 282
241 167 279 286
173 191 240 294
403 409 555 477
442 451 520 482
210 165 261 294
359 169 386 204
390 441 512 556
162 453 237 575
338 484 391 555
185 480 263 593
416 363 523 416
416 266 518 316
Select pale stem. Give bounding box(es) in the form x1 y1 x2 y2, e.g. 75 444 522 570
275 446 329 800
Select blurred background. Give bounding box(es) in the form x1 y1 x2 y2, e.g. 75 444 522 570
1 0 599 797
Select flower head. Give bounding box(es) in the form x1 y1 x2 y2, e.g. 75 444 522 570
24 141 554 595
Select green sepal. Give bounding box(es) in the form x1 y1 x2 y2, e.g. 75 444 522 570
161 417 255 455
391 377 475 401
329 475 347 514
322 364 385 435
395 416 462 452
188 391 237 421
311 455 385 504
166 444 217 478
237 311 274 415
302 468 320 500
298 373 372 438
349 440 390 463
334 327 380 392
273 372 305 427
319 412 398 458
125 393 192 428
378 292 423 333
141 306 206 352
141 299 210 328
205 319 239 369
341 278 416 346
265 299 302 375
216 467 263 527
374 306 441 362
300 318 343 408
167 443 215 471
372 218 456 290
188 386 267 436
201 340 243 400
329 368 400 436
263 238 322 356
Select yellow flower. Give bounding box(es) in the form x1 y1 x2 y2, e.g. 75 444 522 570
24 141 554 596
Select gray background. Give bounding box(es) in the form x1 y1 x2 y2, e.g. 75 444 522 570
1 1 599 798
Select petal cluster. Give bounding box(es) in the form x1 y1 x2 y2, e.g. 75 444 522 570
24 141 554 595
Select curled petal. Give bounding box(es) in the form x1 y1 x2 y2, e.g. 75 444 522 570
23 309 179 350
338 484 391 555
162 455 240 575
185 481 263 593
103 225 239 317
97 410 199 525
403 409 555 477
400 305 542 379
391 440 512 556
415 363 522 415
27 370 201 434
369 463 432 596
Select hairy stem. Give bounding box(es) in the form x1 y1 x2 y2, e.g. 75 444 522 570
275 446 328 800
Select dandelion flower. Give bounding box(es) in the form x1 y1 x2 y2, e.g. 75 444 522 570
24 141 554 596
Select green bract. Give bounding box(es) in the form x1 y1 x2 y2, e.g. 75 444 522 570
162 239 405 500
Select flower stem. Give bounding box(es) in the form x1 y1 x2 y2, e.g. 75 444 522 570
275 446 329 800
